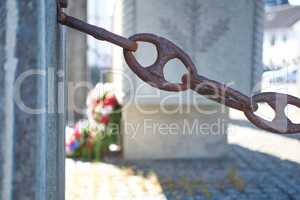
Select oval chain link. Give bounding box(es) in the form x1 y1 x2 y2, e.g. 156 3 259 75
123 33 198 91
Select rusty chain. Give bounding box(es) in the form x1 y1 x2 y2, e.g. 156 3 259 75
58 6 300 134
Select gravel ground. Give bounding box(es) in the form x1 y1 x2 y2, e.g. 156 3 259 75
66 109 300 200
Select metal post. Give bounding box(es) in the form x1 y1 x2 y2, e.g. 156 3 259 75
0 0 66 199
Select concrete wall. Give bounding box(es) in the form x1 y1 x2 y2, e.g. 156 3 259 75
67 0 88 122
0 0 65 199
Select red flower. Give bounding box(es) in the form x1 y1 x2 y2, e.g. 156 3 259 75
74 128 81 140
99 115 110 125
103 95 117 107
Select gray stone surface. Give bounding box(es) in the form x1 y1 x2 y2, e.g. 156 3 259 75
114 0 264 103
0 0 65 199
252 0 264 89
113 0 264 159
0 0 6 195
123 144 300 200
67 0 88 122
122 105 229 159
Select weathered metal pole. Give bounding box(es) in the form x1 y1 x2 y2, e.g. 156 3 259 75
0 0 66 199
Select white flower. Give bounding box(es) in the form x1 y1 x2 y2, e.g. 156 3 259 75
65 126 74 144
76 119 89 131
94 104 102 113
65 146 74 156
86 89 100 107
100 105 113 116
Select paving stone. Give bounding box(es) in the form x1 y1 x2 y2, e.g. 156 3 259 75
66 135 300 200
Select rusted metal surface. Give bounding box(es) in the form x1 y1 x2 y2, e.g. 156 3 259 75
182 74 258 112
59 0 68 8
123 33 197 91
58 12 137 51
244 92 300 133
57 6 300 134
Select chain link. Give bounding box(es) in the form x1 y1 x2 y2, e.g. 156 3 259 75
57 7 300 134
182 74 256 112
58 12 138 51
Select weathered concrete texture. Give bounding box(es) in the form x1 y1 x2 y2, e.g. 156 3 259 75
0 0 65 199
122 104 229 159
114 0 263 105
67 0 88 122
252 0 264 89
113 0 263 159
0 0 6 195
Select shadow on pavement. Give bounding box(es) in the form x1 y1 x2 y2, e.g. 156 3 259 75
97 144 300 200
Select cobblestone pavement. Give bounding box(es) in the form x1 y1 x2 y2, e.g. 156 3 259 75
66 145 300 200
66 110 300 200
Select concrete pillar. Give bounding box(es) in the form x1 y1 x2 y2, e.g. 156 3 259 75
67 0 88 122
113 0 264 159
0 0 65 199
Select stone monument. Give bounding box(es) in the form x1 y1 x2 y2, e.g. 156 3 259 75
113 0 264 159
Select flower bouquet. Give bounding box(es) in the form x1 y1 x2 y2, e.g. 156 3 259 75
65 83 122 161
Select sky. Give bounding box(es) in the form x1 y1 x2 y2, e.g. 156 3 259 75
289 0 300 5
87 0 116 67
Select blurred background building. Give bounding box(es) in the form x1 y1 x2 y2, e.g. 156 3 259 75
263 3 300 97
87 0 116 85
